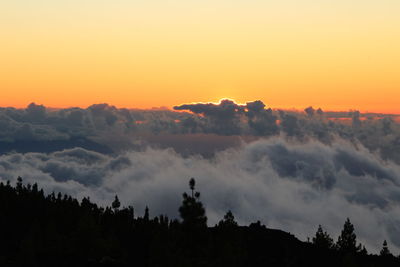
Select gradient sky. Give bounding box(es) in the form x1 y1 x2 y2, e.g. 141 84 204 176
1 0 399 112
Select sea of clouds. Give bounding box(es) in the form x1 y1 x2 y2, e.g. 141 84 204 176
1 137 399 254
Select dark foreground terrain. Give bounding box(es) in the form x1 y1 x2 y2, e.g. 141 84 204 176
0 177 398 267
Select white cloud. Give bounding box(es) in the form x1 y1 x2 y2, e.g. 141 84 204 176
0 138 399 253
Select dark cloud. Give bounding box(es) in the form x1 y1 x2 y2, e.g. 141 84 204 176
304 106 315 116
351 110 362 127
174 99 279 136
174 99 245 135
0 101 400 165
26 102 46 122
174 99 244 118
1 138 400 253
140 133 254 157
280 113 303 137
246 101 279 136
245 100 266 117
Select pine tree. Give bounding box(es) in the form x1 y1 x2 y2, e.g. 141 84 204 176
16 176 23 193
112 195 121 212
360 245 368 256
217 210 238 228
189 178 195 197
312 225 333 249
336 218 360 253
144 206 149 221
380 240 392 257
179 178 207 229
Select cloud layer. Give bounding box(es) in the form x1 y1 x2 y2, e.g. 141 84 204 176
1 101 400 254
1 101 400 163
1 138 400 253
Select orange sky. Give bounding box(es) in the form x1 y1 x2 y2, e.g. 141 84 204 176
1 1 399 113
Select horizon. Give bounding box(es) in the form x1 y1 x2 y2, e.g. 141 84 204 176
2 100 400 115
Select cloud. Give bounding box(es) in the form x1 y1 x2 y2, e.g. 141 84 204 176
0 138 400 253
26 102 47 122
279 112 304 138
1 101 400 165
304 106 315 117
246 101 279 136
0 103 192 153
174 99 279 135
174 99 245 135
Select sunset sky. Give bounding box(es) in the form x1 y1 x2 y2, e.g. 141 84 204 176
1 0 399 112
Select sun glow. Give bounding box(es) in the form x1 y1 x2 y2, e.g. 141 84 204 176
1 1 399 113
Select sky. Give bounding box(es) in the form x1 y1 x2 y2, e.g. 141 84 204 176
1 0 399 112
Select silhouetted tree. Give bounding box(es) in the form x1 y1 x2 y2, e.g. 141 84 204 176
312 225 334 249
16 176 23 193
112 195 120 211
360 245 368 256
217 210 238 228
0 177 399 267
144 206 150 221
380 240 392 257
336 218 361 253
179 178 207 228
189 177 195 197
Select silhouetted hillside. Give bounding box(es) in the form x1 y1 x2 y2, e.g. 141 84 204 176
0 177 398 267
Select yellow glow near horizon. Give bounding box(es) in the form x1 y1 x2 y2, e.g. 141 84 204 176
1 1 399 113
